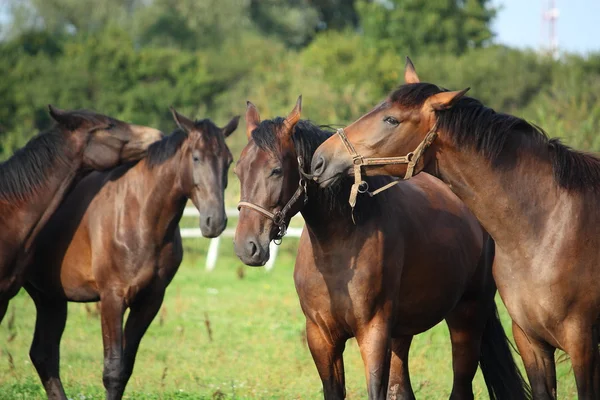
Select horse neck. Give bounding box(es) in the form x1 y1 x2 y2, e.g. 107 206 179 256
2 144 80 254
300 182 361 240
431 133 560 249
136 153 188 238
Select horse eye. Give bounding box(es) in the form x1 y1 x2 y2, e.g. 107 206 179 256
193 155 200 162
271 167 282 176
384 116 399 126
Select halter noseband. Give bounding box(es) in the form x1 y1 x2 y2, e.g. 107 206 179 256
336 120 439 213
237 157 308 245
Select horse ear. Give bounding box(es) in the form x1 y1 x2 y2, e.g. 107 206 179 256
48 105 85 131
427 88 470 111
245 101 260 140
404 57 420 84
170 107 196 134
282 95 302 136
222 115 240 138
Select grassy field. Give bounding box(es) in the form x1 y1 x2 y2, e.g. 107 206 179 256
0 217 579 399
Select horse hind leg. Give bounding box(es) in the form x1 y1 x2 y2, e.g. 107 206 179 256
25 284 68 400
445 302 485 400
388 335 415 400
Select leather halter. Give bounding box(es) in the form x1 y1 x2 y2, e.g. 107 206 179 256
336 120 439 211
237 157 308 244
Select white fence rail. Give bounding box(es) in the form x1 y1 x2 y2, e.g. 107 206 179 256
180 207 303 271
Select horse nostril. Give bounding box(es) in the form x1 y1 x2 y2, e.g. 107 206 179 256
248 240 258 258
312 156 325 176
205 216 211 227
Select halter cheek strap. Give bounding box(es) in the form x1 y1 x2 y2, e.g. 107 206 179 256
237 157 308 244
336 120 439 215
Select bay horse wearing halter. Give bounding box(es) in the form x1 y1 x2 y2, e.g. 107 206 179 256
0 106 162 322
234 97 530 399
24 109 238 400
311 57 600 399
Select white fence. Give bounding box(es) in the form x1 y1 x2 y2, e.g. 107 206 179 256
180 207 303 271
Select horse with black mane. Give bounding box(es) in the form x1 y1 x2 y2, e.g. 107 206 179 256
24 109 238 400
0 107 162 322
312 58 600 399
234 97 530 399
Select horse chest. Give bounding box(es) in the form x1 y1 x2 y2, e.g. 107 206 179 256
295 264 382 335
492 248 581 342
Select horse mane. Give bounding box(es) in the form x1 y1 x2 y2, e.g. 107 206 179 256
391 83 600 192
0 127 69 203
147 119 224 168
146 129 188 168
252 118 390 224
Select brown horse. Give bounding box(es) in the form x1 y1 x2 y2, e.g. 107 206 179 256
234 98 530 399
24 109 238 400
0 106 162 321
311 58 600 399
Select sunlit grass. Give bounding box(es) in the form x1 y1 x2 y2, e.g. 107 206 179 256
0 228 577 399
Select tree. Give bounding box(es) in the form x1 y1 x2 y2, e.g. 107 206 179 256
5 0 145 38
357 0 497 56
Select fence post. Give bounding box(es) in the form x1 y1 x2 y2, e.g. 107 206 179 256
265 241 279 271
181 207 303 272
205 236 221 271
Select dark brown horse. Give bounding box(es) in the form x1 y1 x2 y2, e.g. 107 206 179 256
0 106 162 321
24 109 238 400
311 58 600 399
234 98 529 399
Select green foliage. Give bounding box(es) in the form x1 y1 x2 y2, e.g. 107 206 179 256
0 0 598 161
357 0 496 56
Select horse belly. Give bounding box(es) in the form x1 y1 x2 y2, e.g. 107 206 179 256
57 234 99 302
390 249 477 336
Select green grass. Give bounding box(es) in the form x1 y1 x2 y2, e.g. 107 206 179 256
0 227 579 399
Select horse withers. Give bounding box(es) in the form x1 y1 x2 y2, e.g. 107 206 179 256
0 106 162 321
24 109 238 400
234 97 529 399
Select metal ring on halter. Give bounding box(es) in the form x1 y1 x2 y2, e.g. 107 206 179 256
272 211 284 227
357 181 369 193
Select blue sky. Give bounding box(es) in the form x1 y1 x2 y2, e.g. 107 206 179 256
493 0 599 54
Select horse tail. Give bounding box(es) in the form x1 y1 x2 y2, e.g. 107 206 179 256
479 302 532 400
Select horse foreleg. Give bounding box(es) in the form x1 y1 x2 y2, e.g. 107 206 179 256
388 335 415 400
99 291 126 400
305 319 346 400
512 321 556 399
120 290 165 394
357 318 392 400
565 323 600 400
25 284 68 400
